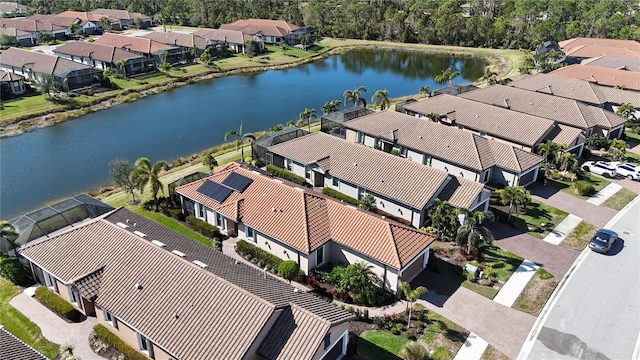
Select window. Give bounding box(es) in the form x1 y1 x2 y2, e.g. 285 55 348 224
305 166 311 179
44 272 58 292
332 177 338 187
457 125 465 130
215 212 225 230
198 204 204 218
317 245 325 266
400 148 407 157
482 170 490 183
67 286 80 306
357 132 365 143
423 155 431 166
12 81 21 91
285 158 292 171
137 333 153 358
480 131 487 137
324 333 331 349
246 226 255 241
102 309 117 328
357 187 366 200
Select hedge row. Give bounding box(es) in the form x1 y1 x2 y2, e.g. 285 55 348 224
236 240 283 270
265 164 309 187
186 216 221 238
321 188 362 207
34 286 83 322
93 324 148 360
0 256 27 285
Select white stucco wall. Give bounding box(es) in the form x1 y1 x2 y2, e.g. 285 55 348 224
491 168 519 187
237 225 310 273
430 157 481 180
328 244 400 292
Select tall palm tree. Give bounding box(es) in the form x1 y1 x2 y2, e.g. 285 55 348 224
426 112 440 123
189 45 200 62
371 89 391 110
339 262 379 304
427 199 456 240
418 85 431 98
397 281 428 328
616 102 637 121
224 122 255 162
117 58 127 79
434 68 460 85
1 221 19 258
500 186 529 222
131 157 170 206
455 209 495 254
559 152 578 174
401 342 427 360
537 141 561 168
343 86 367 107
322 99 342 114
299 108 317 132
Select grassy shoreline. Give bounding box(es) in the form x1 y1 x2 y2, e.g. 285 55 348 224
0 38 526 138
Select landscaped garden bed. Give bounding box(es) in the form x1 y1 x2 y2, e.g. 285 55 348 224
308 263 394 306
513 268 557 316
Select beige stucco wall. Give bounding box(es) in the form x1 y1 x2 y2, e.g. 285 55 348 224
311 322 350 360
237 224 310 273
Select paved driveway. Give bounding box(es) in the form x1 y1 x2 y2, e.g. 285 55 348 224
528 183 616 228
411 270 536 359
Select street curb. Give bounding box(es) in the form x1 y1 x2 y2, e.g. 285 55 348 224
517 194 640 360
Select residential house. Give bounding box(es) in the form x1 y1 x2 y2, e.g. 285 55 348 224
0 70 25 97
402 94 585 156
56 11 116 32
89 8 153 29
0 326 46 360
459 84 626 139
0 18 68 40
265 132 490 228
0 26 35 46
139 31 215 59
582 55 640 72
177 163 437 291
0 47 97 90
550 64 640 91
193 28 264 54
27 14 96 35
53 41 151 76
18 207 354 360
559 37 640 61
535 40 566 65
220 18 313 45
0 2 31 18
94 32 182 65
335 111 543 187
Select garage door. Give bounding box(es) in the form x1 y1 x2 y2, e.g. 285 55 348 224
323 337 344 360
518 168 537 187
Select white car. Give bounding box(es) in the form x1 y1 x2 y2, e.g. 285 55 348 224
582 161 617 178
613 162 640 180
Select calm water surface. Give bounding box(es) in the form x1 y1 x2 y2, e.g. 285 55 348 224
0 50 486 219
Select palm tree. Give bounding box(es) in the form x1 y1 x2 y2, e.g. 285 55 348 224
189 45 199 62
427 199 456 240
280 42 289 54
117 58 127 79
343 86 367 107
371 89 391 110
299 108 317 132
559 152 578 174
224 123 255 162
537 141 561 168
200 48 212 66
1 221 19 258
455 209 495 255
481 68 497 84
99 16 111 31
339 262 379 304
616 102 637 121
322 100 342 114
585 134 606 150
500 186 529 222
397 282 428 328
418 85 431 98
286 120 296 127
131 157 170 206
434 68 460 85
401 343 427 360
426 112 440 123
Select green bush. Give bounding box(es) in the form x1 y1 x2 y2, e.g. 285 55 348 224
430 346 451 360
0 256 27 285
573 181 596 196
185 216 221 238
321 188 362 207
169 209 185 221
265 164 310 187
213 237 222 252
35 287 83 322
236 240 282 270
278 260 300 281
93 324 148 360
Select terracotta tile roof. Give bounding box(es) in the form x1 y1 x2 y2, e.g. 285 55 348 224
0 2 30 13
582 55 640 72
0 47 94 77
560 37 640 58
90 8 151 21
403 94 556 147
344 110 541 172
220 19 299 37
268 132 451 209
560 37 640 50
193 28 253 44
56 10 114 23
509 74 605 105
19 209 350 359
0 18 66 32
550 64 640 91
257 305 331 360
140 31 210 48
53 41 144 63
0 69 24 82
460 84 626 130
177 164 435 269
26 14 77 28
0 26 31 37
0 326 46 360
94 32 174 55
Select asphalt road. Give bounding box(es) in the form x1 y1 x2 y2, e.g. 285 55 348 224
525 196 640 360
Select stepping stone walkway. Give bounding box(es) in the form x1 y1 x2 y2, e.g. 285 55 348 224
587 183 622 206
493 260 539 307
543 214 582 245
453 332 489 360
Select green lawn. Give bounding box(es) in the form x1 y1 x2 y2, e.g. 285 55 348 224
133 209 212 247
625 150 640 164
626 131 640 142
497 201 569 239
0 92 67 120
513 268 557 316
547 173 610 200
561 221 598 251
421 311 469 357
601 188 637 211
358 331 408 360
0 277 59 358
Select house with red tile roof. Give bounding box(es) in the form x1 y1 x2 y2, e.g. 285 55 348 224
220 18 314 45
0 26 35 46
53 41 152 76
550 64 640 92
193 28 264 54
89 8 152 29
559 37 640 60
176 163 436 292
0 17 68 39
94 32 183 65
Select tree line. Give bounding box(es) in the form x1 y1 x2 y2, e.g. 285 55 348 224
18 0 640 50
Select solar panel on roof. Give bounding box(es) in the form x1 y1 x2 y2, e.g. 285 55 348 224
196 180 233 203
221 172 254 193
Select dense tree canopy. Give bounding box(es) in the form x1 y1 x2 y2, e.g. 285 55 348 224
21 0 640 50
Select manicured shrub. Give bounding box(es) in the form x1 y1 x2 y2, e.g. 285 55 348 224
321 188 362 207
235 240 282 270
93 324 148 360
573 181 596 196
265 164 309 187
0 256 27 285
213 237 222 252
185 216 221 238
35 287 82 322
278 260 300 281
169 209 185 221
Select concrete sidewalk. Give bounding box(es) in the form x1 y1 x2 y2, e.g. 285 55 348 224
493 260 539 307
587 183 622 205
453 332 489 360
9 291 100 359
543 214 582 245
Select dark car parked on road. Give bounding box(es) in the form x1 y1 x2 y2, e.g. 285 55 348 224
589 229 618 254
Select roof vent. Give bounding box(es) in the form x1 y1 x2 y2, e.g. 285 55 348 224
116 222 129 228
172 250 186 257
530 102 533 105
293 288 299 293
193 260 208 268
133 231 146 237
151 240 166 247
134 283 143 290
353 163 358 166
126 219 130 223
381 179 384 183
272 208 276 212
475 115 479 118
418 135 423 139
173 313 179 320
235 260 240 264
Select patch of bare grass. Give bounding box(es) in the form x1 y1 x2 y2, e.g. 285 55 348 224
513 268 557 316
480 345 510 360
561 221 597 251
601 188 637 211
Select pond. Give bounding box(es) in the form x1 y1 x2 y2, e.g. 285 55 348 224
0 50 487 219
